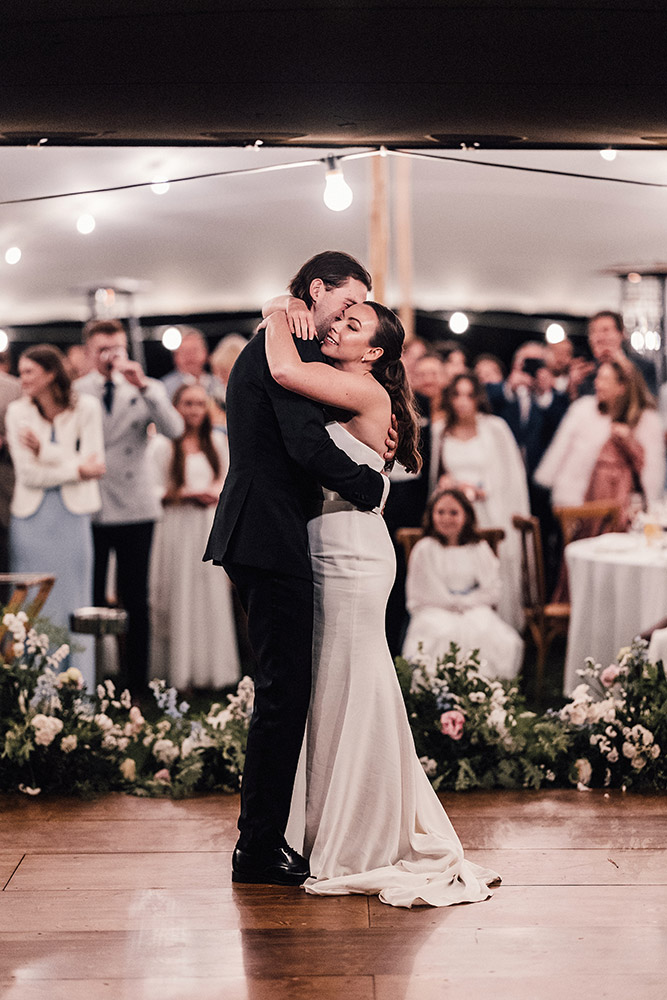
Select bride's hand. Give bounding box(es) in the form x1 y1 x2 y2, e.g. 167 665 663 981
287 298 318 340
382 414 399 467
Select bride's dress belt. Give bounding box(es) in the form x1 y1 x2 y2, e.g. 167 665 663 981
312 489 359 517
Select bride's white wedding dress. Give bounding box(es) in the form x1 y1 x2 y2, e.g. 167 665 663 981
285 422 500 908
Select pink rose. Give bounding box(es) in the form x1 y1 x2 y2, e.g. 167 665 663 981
154 768 172 784
600 665 621 688
440 709 465 741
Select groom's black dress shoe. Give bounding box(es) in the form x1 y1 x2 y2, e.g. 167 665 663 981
232 844 310 886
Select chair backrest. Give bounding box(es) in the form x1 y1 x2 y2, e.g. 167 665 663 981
512 514 546 612
395 525 505 566
553 500 623 547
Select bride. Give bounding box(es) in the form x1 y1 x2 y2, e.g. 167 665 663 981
264 301 499 908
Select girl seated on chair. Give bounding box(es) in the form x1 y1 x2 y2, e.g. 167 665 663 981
402 488 523 680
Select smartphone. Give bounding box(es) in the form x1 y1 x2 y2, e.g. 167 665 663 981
522 357 545 377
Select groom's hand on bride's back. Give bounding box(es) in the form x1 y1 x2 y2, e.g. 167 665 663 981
383 414 399 469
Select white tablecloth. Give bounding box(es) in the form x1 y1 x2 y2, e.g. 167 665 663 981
563 533 667 694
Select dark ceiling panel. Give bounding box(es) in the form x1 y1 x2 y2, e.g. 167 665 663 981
1 2 667 146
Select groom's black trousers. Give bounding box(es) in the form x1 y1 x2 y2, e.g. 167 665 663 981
226 563 314 852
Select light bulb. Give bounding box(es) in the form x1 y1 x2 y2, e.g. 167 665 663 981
0 330 8 352
448 311 469 335
4 247 21 265
546 323 565 344
600 148 617 161
323 160 353 212
151 177 170 195
162 326 182 351
77 213 96 234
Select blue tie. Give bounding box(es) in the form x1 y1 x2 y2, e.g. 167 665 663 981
103 379 114 414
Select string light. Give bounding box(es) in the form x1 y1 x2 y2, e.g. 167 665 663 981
162 326 182 350
545 322 566 343
449 311 469 334
151 178 170 195
4 247 21 265
76 213 96 234
323 157 354 212
0 329 8 351
600 148 617 161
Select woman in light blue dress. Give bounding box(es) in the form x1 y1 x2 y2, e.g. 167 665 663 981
6 345 105 690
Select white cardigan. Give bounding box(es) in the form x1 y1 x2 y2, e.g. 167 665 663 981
6 394 105 518
534 395 665 507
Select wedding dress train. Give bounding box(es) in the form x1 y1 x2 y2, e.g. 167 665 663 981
285 422 500 908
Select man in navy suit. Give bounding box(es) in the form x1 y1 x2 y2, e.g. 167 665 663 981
205 252 389 885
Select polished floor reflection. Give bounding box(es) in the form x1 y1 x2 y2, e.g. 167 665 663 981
1 790 665 999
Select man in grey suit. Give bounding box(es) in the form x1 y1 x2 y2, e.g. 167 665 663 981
0 368 21 588
76 319 184 695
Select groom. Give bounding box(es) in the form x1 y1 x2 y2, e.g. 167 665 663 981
204 251 389 885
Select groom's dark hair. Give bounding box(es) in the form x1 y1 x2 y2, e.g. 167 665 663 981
289 251 372 309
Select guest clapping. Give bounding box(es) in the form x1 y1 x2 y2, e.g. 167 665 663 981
402 488 523 680
6 345 105 689
149 383 240 690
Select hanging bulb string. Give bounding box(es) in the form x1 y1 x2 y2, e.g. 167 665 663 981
1 145 667 208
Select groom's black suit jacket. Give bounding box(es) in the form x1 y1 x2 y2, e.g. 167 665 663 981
204 330 385 580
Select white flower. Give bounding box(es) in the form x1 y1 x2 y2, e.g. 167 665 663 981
153 738 180 765
13 642 25 657
207 707 232 730
104 679 116 697
570 684 592 702
468 691 487 703
18 784 41 796
562 702 589 726
96 684 105 699
419 756 438 776
622 741 637 760
606 747 619 763
120 758 136 781
487 707 508 734
575 758 592 786
31 714 64 747
631 756 647 771
60 734 78 753
57 667 84 690
545 770 556 782
120 689 132 709
94 713 113 731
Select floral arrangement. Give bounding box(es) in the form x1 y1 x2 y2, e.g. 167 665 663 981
1 610 666 797
398 640 667 792
0 612 251 798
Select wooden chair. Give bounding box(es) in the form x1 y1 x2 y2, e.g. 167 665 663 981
553 500 623 547
395 525 505 566
512 514 570 701
0 572 56 646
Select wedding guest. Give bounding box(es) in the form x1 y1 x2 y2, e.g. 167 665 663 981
437 372 530 630
545 337 574 394
569 311 658 400
209 333 247 426
6 345 105 689
161 327 223 399
401 336 428 387
473 353 505 385
149 383 240 690
402 488 523 680
535 355 664 517
0 368 21 582
76 319 184 696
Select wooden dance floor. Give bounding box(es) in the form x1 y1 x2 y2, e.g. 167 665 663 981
0 789 665 999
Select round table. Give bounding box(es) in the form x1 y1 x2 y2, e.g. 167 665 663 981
563 533 667 694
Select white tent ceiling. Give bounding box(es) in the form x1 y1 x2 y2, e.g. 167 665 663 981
1 145 667 328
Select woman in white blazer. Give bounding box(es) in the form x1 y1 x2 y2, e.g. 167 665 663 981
6 345 105 690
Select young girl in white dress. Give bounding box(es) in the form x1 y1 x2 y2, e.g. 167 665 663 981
264 301 499 908
402 487 523 679
149 383 240 690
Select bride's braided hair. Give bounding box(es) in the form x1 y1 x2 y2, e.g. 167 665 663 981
365 301 422 474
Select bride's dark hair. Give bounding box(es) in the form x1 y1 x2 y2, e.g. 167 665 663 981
365 301 422 474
